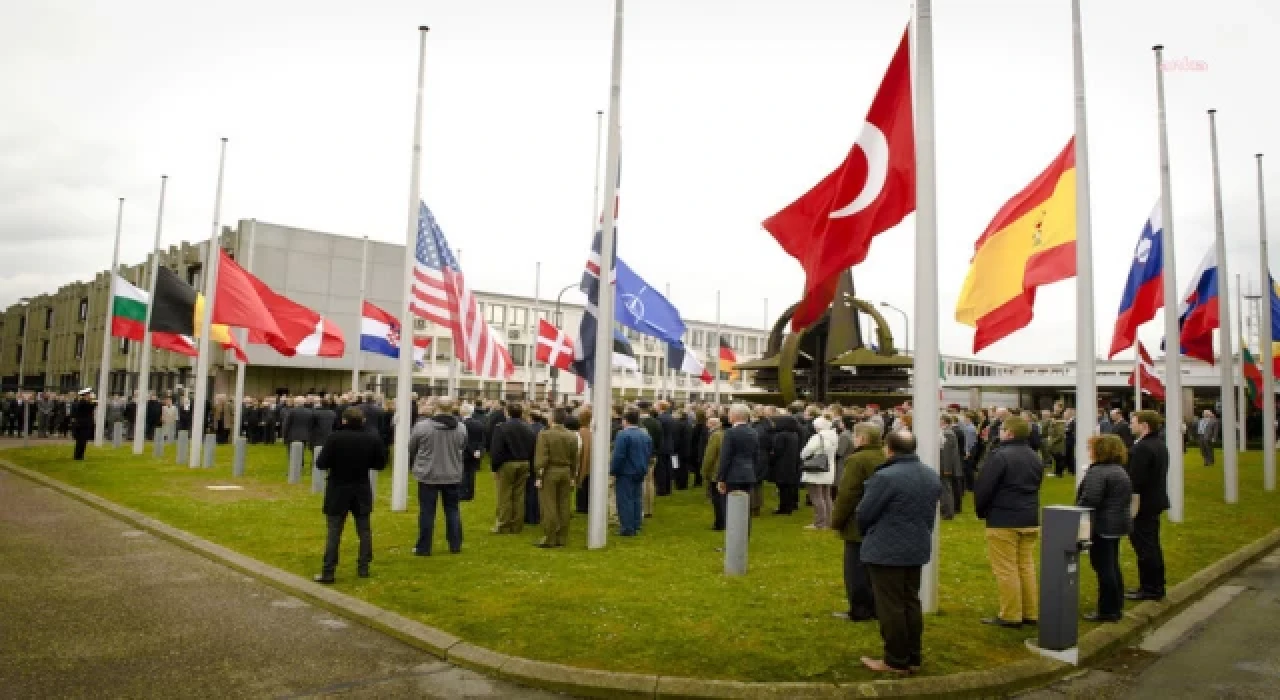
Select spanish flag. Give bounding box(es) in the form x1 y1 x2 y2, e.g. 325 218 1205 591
955 138 1077 352
718 338 739 380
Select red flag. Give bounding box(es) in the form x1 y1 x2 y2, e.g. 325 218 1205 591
763 28 915 331
222 250 343 358
213 250 286 345
1127 341 1166 400
535 318 575 372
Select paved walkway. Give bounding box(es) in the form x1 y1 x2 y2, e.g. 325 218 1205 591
0 468 563 699
1021 548 1280 699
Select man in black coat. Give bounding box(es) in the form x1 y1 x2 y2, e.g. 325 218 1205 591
145 393 162 441
671 407 692 491
313 408 387 583
460 402 486 501
357 393 385 439
1126 410 1170 601
769 412 803 515
1109 409 1134 449
282 397 315 463
655 400 678 495
715 403 760 531
750 407 775 516
310 399 336 456
71 390 96 460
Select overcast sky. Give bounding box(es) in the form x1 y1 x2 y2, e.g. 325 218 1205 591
2 0 1278 364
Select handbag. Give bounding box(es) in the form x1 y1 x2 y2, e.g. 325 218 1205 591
801 439 830 473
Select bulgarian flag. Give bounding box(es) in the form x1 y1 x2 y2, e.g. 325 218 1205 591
111 274 148 340
955 138 1077 352
1243 342 1264 410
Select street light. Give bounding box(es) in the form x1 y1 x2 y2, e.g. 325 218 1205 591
18 297 32 447
879 301 909 355
548 282 578 404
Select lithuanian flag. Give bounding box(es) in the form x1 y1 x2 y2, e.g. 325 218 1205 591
955 138 1077 352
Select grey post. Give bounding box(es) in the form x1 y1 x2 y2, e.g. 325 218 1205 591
176 430 189 464
369 469 379 499
1036 506 1093 657
724 491 749 576
288 442 304 484
202 434 216 469
311 446 324 494
233 437 247 478
112 422 124 448
152 431 165 458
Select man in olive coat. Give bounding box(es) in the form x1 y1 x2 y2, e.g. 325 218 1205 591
831 422 884 622
533 408 579 548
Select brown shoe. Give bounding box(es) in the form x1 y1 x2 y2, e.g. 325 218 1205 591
861 657 910 674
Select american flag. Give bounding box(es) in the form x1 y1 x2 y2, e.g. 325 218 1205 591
409 201 513 379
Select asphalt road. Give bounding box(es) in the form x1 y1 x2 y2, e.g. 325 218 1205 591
0 466 563 699
1021 547 1280 699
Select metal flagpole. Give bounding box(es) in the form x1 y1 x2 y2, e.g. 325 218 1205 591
189 137 229 468
1153 45 1184 522
448 248 461 398
587 0 625 551
914 0 943 614
80 291 91 385
133 176 168 454
1208 109 1238 503
713 290 722 405
1258 153 1276 491
1071 0 1098 492
392 25 430 513
1135 350 1142 412
1237 273 1247 449
94 198 125 447
527 262 540 400
353 234 370 394
662 282 671 399
230 218 257 440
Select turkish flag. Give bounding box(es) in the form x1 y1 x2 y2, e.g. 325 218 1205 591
763 28 915 331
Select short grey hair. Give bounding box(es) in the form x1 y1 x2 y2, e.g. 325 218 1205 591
729 403 750 423
459 402 474 418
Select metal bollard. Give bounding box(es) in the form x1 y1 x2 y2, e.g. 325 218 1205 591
233 437 247 478
176 430 189 464
311 446 324 494
112 422 124 449
724 491 750 576
152 432 165 458
288 442 304 484
202 435 216 469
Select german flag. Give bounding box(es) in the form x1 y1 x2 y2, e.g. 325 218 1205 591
955 137 1077 352
718 337 739 379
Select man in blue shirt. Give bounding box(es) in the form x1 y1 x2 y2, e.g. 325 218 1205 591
610 409 653 536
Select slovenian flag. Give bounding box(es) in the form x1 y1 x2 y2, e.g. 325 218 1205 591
1109 201 1164 358
361 301 429 366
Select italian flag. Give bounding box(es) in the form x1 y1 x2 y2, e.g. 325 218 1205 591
111 274 148 341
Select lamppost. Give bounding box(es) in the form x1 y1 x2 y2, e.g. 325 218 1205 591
548 283 578 403
18 298 32 447
880 302 909 355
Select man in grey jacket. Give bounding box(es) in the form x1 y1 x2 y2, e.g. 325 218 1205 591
409 397 468 556
856 429 942 674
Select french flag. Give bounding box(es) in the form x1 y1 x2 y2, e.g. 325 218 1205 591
1109 201 1164 358
360 301 429 365
1177 247 1220 364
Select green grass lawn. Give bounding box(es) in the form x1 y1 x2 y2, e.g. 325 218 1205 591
4 442 1278 683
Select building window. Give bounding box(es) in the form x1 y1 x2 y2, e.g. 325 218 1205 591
485 303 506 326
511 307 528 328
553 311 563 327
119 338 130 355
17 315 25 336
42 340 49 361
692 329 704 347
435 338 452 361
15 345 22 364
75 334 85 359
642 356 657 375
79 298 89 321
733 334 744 351
747 336 758 354
509 343 527 367
187 264 202 289
44 308 53 329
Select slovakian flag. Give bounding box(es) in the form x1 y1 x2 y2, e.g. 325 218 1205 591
955 137 1078 352
1127 341 1166 400
667 342 713 384
1175 247 1219 364
1243 342 1264 410
360 301 427 365
763 28 915 332
1109 201 1165 358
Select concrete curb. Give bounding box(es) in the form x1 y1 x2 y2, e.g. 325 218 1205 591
4 459 1277 699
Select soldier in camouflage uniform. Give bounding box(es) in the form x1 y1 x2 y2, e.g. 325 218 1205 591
1038 410 1054 465
1046 410 1068 478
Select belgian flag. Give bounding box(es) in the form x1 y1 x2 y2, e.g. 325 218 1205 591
149 266 245 361
718 337 739 380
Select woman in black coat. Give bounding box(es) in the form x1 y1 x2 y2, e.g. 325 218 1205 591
769 413 803 515
314 408 387 583
1076 434 1133 623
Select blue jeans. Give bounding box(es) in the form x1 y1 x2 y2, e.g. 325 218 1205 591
415 483 462 554
615 474 644 535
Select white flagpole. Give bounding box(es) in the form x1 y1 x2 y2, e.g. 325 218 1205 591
392 25 430 513
189 137 229 468
126 266 145 412
914 0 942 614
662 282 671 399
448 247 461 398
587 0 625 551
94 198 125 447
1153 45 1184 522
1258 154 1276 491
1237 272 1247 449
133 176 168 454
527 261 540 400
1071 0 1098 491
1208 109 1238 503
1135 349 1142 412
230 218 257 439
713 290 722 405
353 234 370 394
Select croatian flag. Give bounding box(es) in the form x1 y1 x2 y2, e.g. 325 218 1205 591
1176 247 1220 364
1109 201 1164 358
360 301 429 365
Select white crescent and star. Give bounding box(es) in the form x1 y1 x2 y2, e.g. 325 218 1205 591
829 121 890 219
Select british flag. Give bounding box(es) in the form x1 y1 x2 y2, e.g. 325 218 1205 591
409 201 513 380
